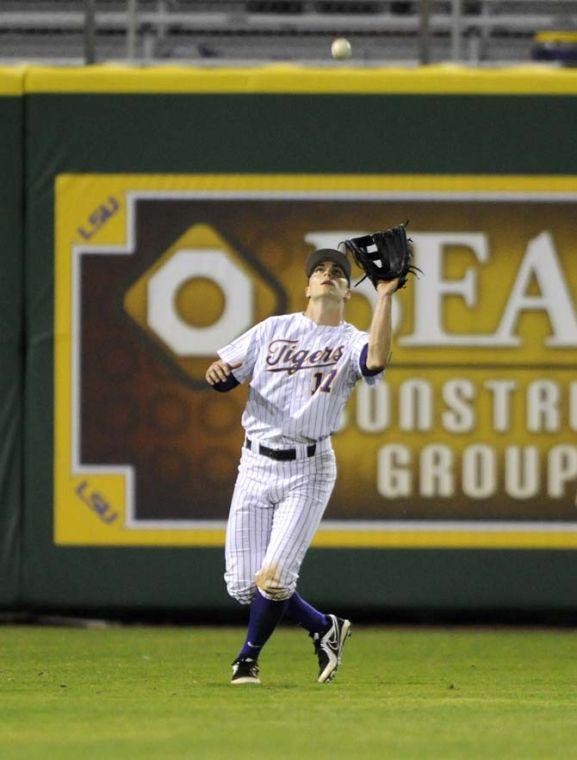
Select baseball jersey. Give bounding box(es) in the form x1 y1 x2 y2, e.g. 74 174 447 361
217 312 383 446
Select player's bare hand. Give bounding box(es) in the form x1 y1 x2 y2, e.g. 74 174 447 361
376 278 400 297
205 359 242 385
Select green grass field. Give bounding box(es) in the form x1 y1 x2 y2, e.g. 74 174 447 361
2 624 577 758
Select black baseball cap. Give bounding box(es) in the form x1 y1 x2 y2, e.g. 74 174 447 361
305 248 351 284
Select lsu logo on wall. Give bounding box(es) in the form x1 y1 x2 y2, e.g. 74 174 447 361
54 174 577 548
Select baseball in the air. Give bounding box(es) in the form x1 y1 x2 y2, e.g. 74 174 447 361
331 38 352 60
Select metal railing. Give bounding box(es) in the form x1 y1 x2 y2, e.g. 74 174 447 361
0 0 576 65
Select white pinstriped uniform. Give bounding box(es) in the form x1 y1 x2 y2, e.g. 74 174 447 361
218 312 382 605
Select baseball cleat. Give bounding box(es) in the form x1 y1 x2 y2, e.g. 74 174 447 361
231 657 261 685
311 614 352 684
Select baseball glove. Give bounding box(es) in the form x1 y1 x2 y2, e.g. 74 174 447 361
341 222 420 291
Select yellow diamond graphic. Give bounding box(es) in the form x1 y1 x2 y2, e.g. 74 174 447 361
124 223 283 385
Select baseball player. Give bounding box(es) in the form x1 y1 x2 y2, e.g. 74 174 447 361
206 247 397 685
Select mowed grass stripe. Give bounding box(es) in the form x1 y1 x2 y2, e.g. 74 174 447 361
1 626 577 758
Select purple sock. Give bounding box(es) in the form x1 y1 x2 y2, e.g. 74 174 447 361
237 590 290 661
286 592 329 634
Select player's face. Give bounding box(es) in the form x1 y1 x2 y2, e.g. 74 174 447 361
306 261 350 302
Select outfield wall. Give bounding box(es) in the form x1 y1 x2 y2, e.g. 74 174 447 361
0 69 23 605
4 65 577 612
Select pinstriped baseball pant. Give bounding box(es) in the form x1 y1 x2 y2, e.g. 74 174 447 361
225 445 337 605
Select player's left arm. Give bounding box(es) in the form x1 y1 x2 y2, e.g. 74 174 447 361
364 278 399 371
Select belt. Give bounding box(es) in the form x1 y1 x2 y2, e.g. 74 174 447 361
245 438 316 461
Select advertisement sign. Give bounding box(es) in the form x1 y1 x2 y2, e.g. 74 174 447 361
55 174 577 546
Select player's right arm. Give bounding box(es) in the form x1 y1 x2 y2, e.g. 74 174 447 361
206 319 266 392
205 359 242 385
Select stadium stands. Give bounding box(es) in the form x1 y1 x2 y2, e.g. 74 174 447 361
0 1 576 66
